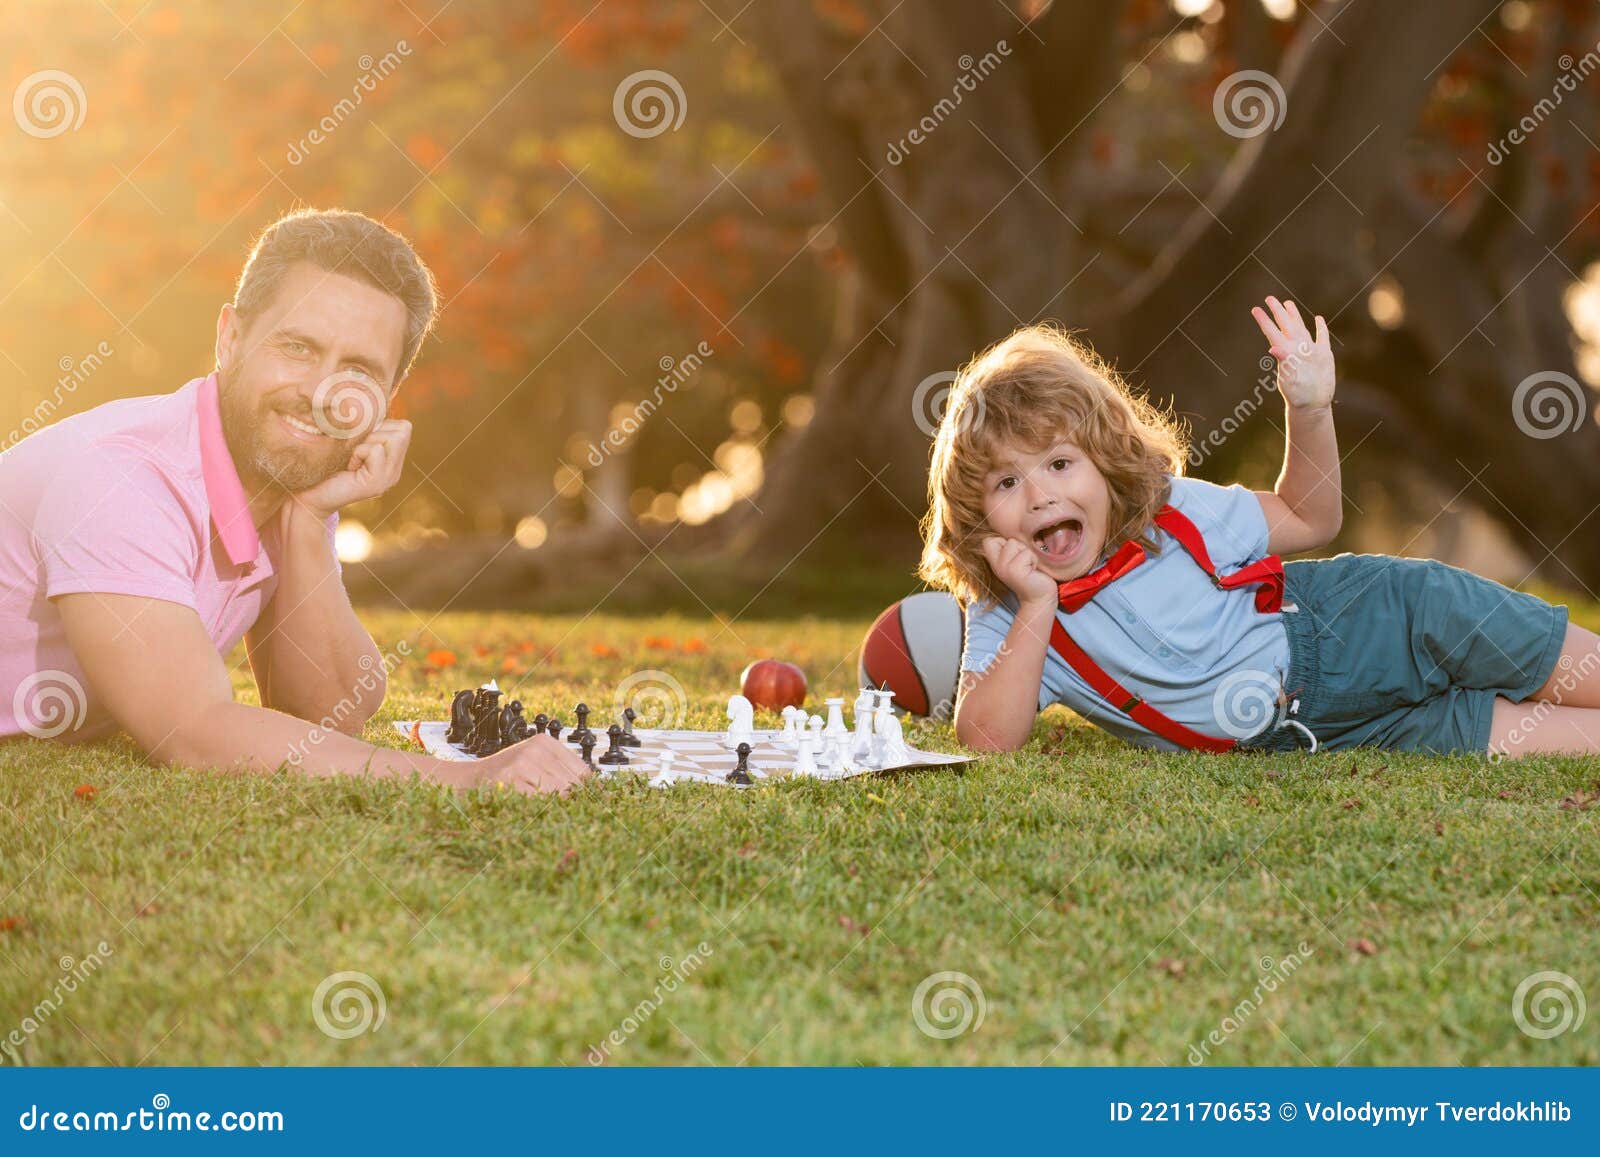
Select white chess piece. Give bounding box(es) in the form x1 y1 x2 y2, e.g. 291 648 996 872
794 728 819 776
876 707 910 766
724 694 755 748
851 689 876 761
824 697 847 740
778 705 801 748
656 751 678 787
807 712 825 751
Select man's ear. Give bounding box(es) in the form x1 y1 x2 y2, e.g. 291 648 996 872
215 303 239 372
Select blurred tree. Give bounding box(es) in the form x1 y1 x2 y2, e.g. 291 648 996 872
712 0 1600 587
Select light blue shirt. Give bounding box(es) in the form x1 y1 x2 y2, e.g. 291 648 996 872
961 475 1292 751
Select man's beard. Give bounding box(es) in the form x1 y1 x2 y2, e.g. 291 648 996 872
217 376 353 495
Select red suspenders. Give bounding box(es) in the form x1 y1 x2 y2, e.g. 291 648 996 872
1047 505 1285 752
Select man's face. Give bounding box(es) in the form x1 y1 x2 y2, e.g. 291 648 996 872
216 262 406 495
981 438 1113 582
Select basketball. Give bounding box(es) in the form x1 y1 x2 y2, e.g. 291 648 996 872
857 591 966 718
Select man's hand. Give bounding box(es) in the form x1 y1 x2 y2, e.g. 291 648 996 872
982 536 1059 609
292 417 412 521
467 734 594 796
1251 296 1335 411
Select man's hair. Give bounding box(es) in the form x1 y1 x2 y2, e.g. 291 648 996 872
233 207 438 381
918 324 1189 607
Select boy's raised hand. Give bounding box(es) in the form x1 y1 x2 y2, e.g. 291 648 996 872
1251 296 1335 411
983 536 1059 609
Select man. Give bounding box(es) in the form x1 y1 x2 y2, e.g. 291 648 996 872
0 208 586 796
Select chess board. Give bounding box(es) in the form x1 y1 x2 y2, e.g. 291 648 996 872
393 721 974 789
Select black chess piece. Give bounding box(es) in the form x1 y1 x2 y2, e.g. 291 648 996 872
468 687 503 756
532 712 549 735
446 689 475 745
546 719 564 743
618 706 642 747
598 723 630 766
726 741 754 785
579 731 597 769
500 700 528 745
569 703 592 745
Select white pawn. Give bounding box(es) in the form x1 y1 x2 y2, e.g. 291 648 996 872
779 705 802 748
807 714 826 763
724 694 755 748
794 727 819 776
824 697 848 740
656 751 678 787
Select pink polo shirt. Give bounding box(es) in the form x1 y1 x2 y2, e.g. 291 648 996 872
0 372 338 742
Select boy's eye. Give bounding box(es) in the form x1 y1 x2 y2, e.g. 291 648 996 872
995 476 1017 492
1050 457 1069 471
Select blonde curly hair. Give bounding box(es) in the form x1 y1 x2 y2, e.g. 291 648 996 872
918 324 1189 607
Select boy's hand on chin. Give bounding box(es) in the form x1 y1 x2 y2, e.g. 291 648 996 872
1251 295 1335 411
983 536 1059 609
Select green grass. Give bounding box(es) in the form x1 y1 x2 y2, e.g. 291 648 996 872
2 605 1597 1066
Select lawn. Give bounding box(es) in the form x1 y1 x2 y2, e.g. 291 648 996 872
1 604 1597 1066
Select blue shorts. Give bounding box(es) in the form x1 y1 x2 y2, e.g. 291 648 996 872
1236 553 1568 756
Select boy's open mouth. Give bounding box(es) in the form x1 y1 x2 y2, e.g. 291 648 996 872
1032 517 1083 564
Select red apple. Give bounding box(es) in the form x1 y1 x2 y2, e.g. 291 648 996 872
740 659 807 712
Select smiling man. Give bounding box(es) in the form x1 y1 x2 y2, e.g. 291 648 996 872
0 208 586 796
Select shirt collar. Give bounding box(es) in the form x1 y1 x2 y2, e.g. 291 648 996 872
195 372 262 567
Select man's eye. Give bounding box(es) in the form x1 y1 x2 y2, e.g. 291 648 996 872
284 340 310 356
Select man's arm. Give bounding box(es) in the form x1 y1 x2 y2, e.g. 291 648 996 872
246 500 383 735
55 592 590 795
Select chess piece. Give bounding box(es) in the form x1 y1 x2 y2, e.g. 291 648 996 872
500 700 528 744
468 686 503 755
850 689 876 761
794 729 819 776
598 723 630 766
447 690 476 744
824 697 847 740
546 719 564 743
778 705 802 748
876 706 910 766
725 694 755 748
726 742 754 785
619 706 642 747
657 751 679 787
532 712 549 736
579 731 597 768
569 703 593 745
